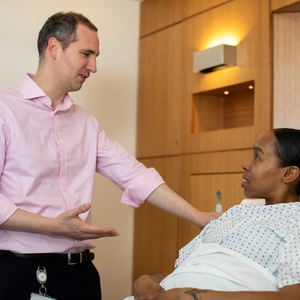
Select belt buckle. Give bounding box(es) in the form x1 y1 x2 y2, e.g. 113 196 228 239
68 252 82 265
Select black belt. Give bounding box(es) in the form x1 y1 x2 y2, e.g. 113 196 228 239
0 249 95 265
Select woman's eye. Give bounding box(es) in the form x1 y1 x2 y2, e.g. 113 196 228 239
254 154 259 160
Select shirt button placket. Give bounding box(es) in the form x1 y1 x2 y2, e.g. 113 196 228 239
53 113 69 201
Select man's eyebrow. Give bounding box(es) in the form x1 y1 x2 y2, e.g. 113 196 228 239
253 146 264 154
82 49 99 57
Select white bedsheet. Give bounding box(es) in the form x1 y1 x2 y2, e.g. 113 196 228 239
123 243 278 300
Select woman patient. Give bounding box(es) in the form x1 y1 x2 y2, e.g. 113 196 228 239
127 128 300 300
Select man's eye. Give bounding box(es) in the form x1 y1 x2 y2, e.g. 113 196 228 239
254 154 259 160
83 52 89 57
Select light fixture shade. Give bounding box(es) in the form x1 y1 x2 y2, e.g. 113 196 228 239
193 44 236 73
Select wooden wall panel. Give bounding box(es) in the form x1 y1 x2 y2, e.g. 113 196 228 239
273 13 300 129
180 0 272 154
178 149 252 247
133 156 180 281
183 0 232 18
140 0 183 36
136 23 182 158
133 0 275 288
186 173 245 239
272 0 300 12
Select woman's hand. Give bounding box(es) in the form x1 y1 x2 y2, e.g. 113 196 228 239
134 274 166 300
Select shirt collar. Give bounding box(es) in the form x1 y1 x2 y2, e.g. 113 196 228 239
19 73 73 110
19 73 46 99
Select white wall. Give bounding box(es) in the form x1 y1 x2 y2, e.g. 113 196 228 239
0 1 140 299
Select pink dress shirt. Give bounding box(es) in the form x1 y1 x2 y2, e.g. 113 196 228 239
0 74 164 253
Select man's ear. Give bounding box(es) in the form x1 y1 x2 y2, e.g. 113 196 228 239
282 166 300 183
47 37 60 59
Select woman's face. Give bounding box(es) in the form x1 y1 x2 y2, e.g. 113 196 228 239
241 130 285 202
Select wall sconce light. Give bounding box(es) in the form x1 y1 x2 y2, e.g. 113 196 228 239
193 44 236 73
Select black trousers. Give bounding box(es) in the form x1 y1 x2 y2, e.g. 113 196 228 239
0 254 101 300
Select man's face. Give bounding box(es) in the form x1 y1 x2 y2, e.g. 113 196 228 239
57 23 99 93
241 131 284 202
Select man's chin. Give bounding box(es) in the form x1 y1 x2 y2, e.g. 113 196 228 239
70 83 83 92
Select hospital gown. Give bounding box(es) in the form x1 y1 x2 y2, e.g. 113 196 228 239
175 202 300 288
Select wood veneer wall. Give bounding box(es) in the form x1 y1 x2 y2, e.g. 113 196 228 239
133 0 274 284
273 11 300 129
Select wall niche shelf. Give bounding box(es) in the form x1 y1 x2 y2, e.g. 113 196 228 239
191 81 255 134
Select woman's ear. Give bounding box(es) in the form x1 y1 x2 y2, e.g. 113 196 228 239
282 166 300 183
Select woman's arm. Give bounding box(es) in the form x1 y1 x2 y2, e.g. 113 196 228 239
156 284 300 300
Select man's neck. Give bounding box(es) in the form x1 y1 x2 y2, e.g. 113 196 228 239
32 71 66 109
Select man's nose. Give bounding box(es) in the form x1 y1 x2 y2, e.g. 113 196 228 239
87 58 97 73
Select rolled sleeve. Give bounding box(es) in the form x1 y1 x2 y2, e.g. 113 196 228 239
121 167 165 208
0 194 18 225
96 129 165 208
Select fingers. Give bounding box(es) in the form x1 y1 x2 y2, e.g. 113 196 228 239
72 203 91 216
76 223 119 240
57 203 119 240
92 226 119 237
71 226 119 241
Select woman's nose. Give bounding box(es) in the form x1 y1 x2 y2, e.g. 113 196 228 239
242 159 251 171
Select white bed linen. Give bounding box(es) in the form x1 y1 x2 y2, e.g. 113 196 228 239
161 243 277 291
123 243 277 300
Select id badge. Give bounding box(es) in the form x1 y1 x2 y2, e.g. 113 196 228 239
30 292 57 300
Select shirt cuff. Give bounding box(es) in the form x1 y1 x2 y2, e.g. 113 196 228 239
0 194 18 225
120 167 165 208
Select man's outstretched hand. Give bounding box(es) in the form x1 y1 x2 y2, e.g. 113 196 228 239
52 203 119 240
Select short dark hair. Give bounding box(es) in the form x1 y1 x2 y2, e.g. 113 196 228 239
37 12 98 61
273 128 300 195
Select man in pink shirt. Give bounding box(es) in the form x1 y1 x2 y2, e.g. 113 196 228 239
0 12 219 300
